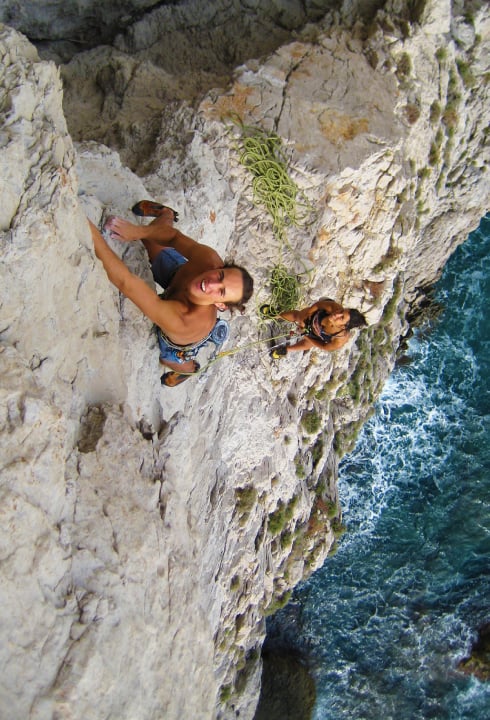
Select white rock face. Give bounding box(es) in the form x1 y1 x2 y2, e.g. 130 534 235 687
0 1 489 718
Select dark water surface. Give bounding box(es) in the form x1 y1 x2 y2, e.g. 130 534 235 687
268 215 490 719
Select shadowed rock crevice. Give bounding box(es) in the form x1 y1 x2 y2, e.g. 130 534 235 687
1 1 389 63
77 405 107 453
253 642 316 720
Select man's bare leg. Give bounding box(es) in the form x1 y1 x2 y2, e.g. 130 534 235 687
159 357 199 387
104 208 177 263
141 209 175 263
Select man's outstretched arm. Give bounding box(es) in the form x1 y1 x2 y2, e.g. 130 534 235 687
89 219 183 334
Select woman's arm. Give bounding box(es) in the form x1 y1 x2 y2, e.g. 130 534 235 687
280 303 319 327
307 332 350 352
317 299 344 314
285 337 315 352
286 331 350 354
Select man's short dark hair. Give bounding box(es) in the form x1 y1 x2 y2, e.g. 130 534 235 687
223 263 254 313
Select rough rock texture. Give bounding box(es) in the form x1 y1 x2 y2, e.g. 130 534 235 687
0 1 489 718
0 1 384 60
0 0 161 48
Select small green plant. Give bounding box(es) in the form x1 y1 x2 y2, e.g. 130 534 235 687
372 245 401 274
220 685 232 702
311 438 324 466
404 103 420 124
442 101 459 129
435 47 447 62
435 127 444 147
304 542 325 569
268 495 299 535
268 502 286 535
346 377 362 402
301 409 321 435
230 575 240 592
396 52 412 78
295 459 306 479
331 518 347 538
284 495 298 521
314 479 326 496
429 101 441 124
372 324 387 345
263 590 292 616
428 143 440 166
334 419 367 458
314 385 329 400
235 486 257 514
448 69 461 97
399 20 411 39
456 59 476 88
382 276 403 322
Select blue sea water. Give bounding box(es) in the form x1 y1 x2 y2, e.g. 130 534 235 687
269 214 490 719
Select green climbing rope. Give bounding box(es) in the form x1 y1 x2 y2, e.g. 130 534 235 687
258 264 304 318
229 116 313 244
224 114 315 324
167 326 305 377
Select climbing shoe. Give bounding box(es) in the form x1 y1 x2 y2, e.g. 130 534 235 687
131 200 179 222
260 304 275 318
270 345 288 360
161 362 200 387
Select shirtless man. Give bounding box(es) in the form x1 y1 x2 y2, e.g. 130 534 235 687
89 202 253 386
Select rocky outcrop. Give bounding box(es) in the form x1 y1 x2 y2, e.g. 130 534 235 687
458 622 490 682
0 0 359 63
0 0 161 50
0 1 488 718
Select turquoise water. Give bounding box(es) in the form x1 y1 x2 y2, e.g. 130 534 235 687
269 215 490 719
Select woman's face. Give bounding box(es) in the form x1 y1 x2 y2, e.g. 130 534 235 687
323 308 350 330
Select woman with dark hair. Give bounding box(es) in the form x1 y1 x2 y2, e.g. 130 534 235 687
264 299 367 358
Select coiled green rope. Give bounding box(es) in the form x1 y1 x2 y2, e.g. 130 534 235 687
258 264 303 318
229 116 312 244
225 114 314 318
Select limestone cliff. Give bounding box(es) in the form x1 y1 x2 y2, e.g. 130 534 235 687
0 1 488 718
